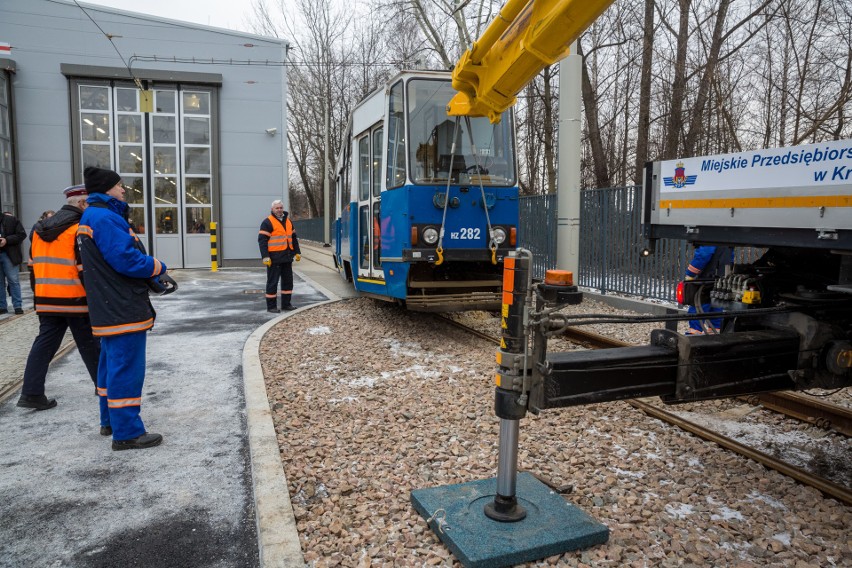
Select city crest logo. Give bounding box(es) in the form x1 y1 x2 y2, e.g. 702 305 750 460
663 162 697 188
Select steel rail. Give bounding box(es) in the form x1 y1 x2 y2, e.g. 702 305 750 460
439 314 851 502
629 398 852 506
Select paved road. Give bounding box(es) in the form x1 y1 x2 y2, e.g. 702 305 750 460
0 245 354 568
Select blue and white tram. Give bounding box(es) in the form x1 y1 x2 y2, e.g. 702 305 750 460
332 70 519 312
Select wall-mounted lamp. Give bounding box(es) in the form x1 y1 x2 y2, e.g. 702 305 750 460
265 127 278 137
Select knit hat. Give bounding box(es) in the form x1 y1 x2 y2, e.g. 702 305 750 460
63 184 87 198
84 166 121 194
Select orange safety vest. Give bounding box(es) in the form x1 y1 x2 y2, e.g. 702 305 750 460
264 215 295 252
31 224 88 314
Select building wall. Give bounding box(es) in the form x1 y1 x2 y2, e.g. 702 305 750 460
0 0 289 263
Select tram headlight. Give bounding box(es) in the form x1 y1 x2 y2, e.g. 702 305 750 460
422 226 439 245
492 227 507 245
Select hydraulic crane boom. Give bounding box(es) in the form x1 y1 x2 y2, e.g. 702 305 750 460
448 0 616 123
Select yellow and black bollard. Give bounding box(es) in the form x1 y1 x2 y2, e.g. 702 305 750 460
210 221 218 272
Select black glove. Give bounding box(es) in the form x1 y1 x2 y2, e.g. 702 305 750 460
147 273 178 295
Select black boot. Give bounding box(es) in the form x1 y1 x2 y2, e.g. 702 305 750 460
17 394 57 411
266 298 280 313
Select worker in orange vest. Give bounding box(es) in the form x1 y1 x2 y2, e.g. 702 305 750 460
259 200 301 312
17 185 100 412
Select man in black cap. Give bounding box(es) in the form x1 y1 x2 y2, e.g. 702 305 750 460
78 166 174 450
18 185 100 412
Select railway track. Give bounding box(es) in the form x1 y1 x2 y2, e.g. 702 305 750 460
439 313 852 505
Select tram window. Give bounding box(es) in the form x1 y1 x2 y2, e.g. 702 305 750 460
371 127 383 197
358 136 369 201
386 81 406 189
372 203 381 270
359 205 369 269
407 79 516 186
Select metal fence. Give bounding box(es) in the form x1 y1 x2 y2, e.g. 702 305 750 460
519 187 691 302
295 187 761 303
292 217 326 244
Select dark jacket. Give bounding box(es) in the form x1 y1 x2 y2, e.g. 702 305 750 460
77 194 167 337
0 212 27 266
258 212 301 264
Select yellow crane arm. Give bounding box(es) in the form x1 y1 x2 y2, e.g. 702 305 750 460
448 0 616 123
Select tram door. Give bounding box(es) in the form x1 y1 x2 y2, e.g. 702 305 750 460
356 125 384 281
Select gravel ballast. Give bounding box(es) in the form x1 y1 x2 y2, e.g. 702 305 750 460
260 297 851 567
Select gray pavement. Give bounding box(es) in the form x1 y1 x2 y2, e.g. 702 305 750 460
0 244 357 567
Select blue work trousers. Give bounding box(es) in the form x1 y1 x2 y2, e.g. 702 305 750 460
22 314 100 396
98 332 148 441
0 251 22 310
686 304 723 334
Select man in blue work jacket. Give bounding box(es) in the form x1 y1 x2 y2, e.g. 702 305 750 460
683 245 732 334
77 166 175 450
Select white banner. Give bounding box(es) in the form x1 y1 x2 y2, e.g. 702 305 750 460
660 138 852 194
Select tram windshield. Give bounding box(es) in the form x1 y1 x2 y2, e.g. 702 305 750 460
407 79 516 186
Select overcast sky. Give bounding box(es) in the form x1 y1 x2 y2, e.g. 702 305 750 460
81 0 257 33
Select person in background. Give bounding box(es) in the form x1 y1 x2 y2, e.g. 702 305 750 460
0 210 27 315
38 210 55 222
77 166 174 451
683 245 732 335
258 199 301 313
17 186 100 412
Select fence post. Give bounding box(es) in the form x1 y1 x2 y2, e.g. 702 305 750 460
210 221 218 272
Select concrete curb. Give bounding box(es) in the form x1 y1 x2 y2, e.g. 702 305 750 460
243 292 343 566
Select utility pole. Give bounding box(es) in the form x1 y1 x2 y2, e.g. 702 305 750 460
557 41 581 274
323 100 331 246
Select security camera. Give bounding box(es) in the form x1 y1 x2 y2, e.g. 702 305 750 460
265 127 278 136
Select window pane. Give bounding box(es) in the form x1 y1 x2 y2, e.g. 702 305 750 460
183 91 209 115
118 146 143 174
359 206 369 269
116 88 137 112
184 117 210 145
358 137 369 201
185 207 211 233
372 128 383 197
407 79 515 186
0 75 7 106
82 144 111 169
152 116 175 143
0 109 8 138
154 177 178 204
156 90 176 114
0 139 10 170
184 147 210 175
80 86 109 110
122 177 145 205
372 203 381 269
0 173 15 212
185 178 210 205
386 81 406 189
81 113 110 142
156 207 178 234
128 206 146 234
117 115 141 143
153 147 177 175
